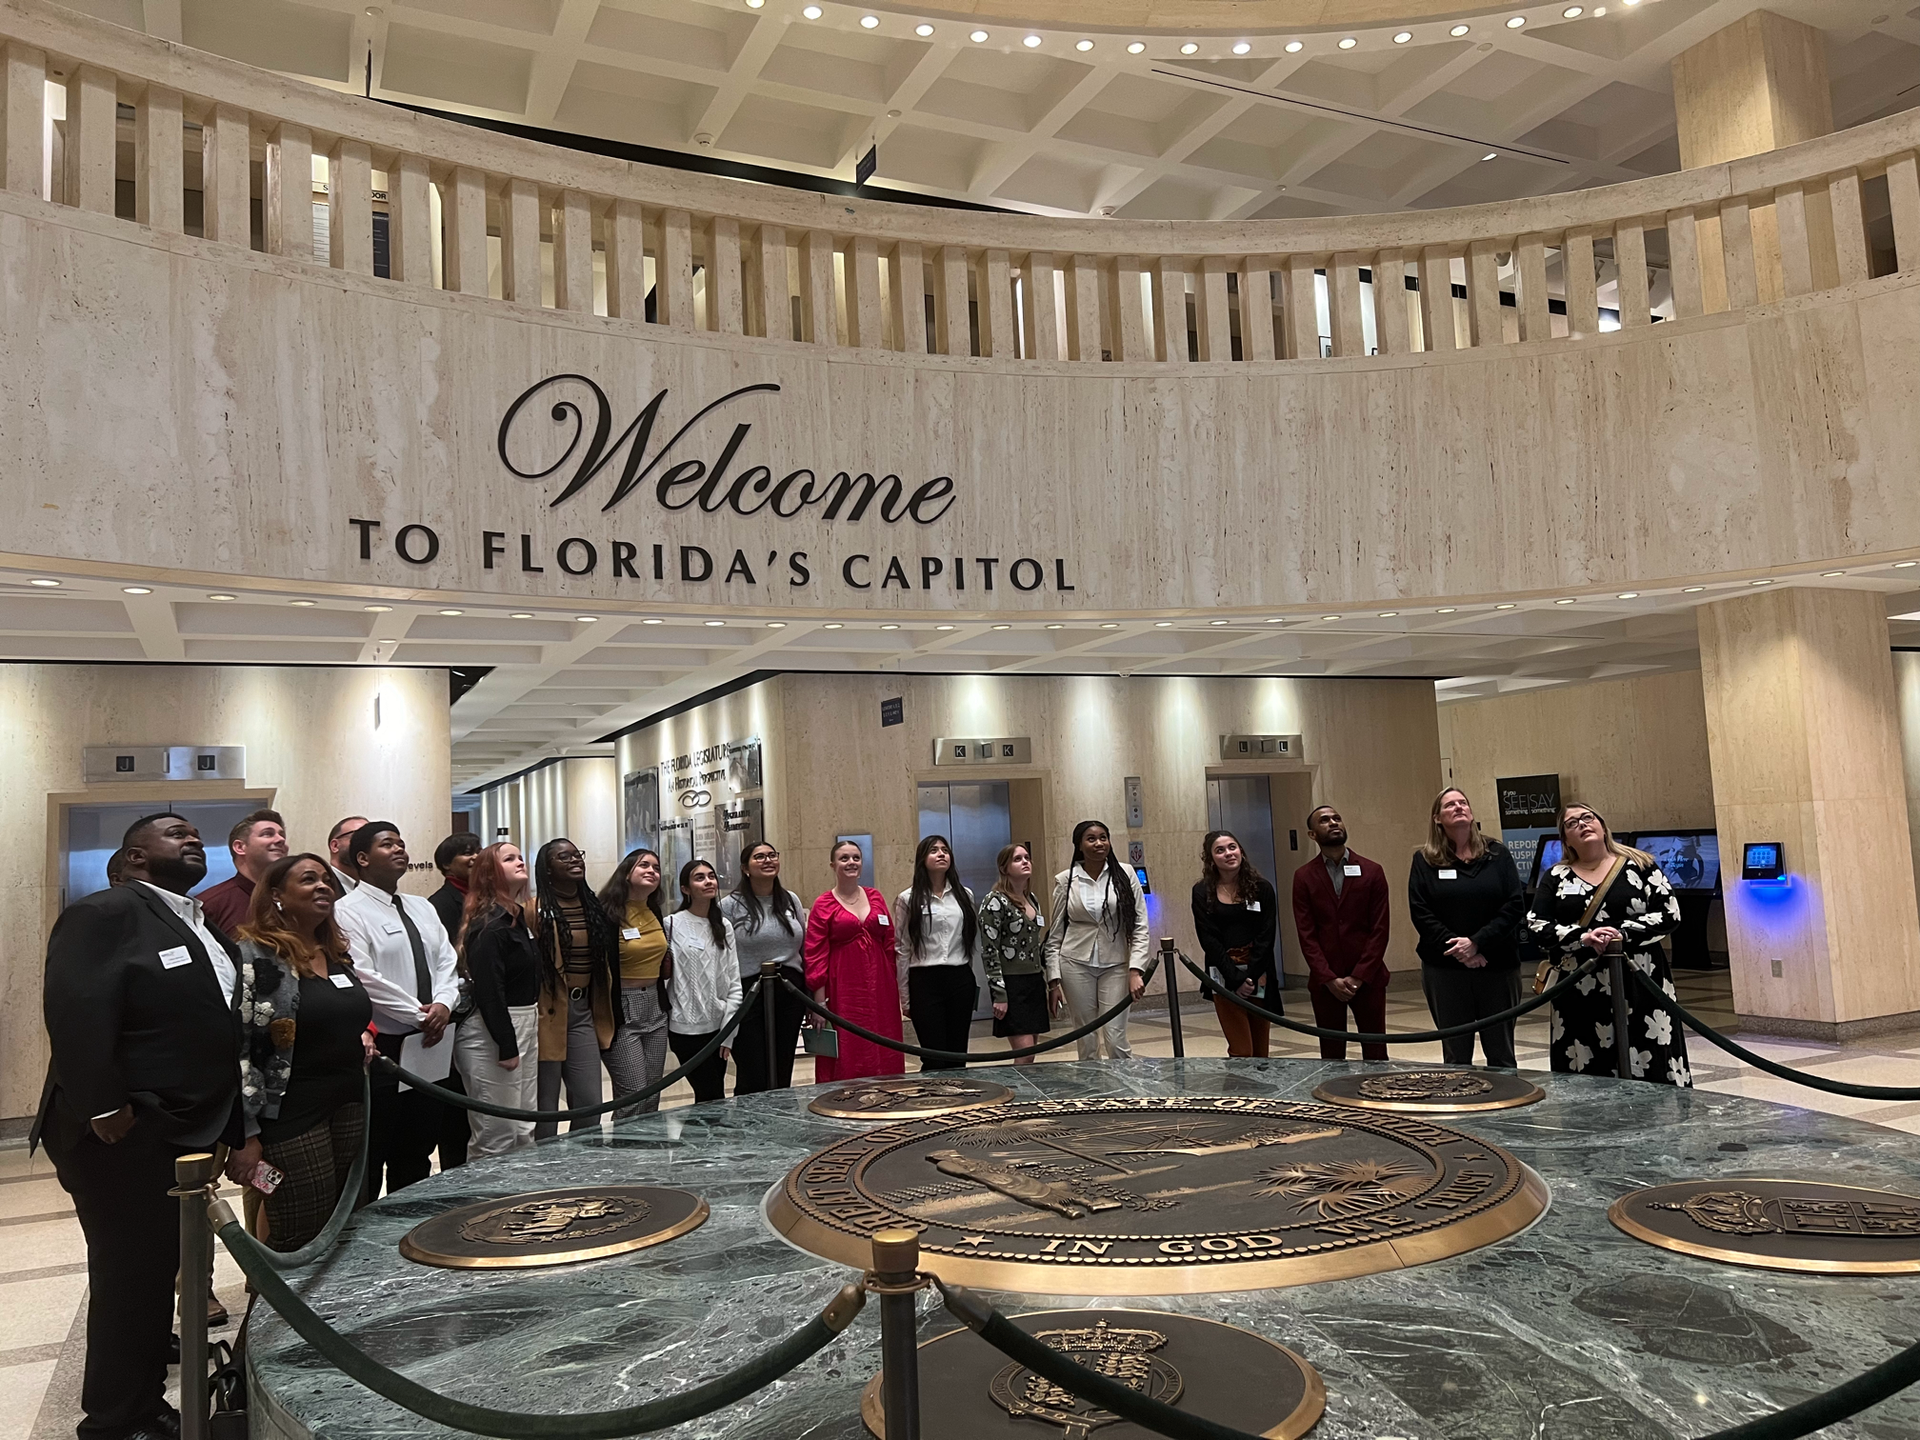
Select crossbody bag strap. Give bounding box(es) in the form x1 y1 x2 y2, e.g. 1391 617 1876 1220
1576 854 1629 931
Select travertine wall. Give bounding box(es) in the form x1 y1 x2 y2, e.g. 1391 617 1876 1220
617 673 1441 981
0 663 450 1123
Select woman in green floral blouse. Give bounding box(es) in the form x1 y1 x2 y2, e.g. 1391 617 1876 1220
978 842 1052 1063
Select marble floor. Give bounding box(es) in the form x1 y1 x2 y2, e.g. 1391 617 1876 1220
11 966 1920 1436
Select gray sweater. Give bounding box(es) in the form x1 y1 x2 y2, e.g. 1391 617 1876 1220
719 889 806 979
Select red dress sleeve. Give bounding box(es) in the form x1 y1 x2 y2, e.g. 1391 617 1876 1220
803 894 834 991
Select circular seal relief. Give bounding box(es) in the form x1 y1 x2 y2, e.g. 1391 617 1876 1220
1313 1068 1546 1113
400 1185 709 1269
1611 1179 1920 1274
859 1310 1324 1439
810 1075 1017 1120
767 1096 1546 1295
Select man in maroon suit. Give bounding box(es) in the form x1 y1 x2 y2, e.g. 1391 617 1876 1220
1291 805 1392 1060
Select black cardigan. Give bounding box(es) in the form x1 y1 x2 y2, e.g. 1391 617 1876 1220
465 905 542 1060
1190 877 1280 993
1406 841 1528 971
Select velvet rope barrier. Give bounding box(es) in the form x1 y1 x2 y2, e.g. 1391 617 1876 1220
780 976 1139 1064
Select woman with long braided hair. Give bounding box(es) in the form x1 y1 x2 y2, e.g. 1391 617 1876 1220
531 838 622 1137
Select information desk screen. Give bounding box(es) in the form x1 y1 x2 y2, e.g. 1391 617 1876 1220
1632 833 1720 891
1531 838 1564 883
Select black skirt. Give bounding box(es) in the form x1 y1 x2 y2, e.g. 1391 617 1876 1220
993 972 1052 1037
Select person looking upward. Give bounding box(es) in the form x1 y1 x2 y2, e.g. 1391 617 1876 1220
1293 806 1392 1062
198 808 289 936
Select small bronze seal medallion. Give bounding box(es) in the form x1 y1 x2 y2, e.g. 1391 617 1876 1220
1313 1068 1545 1113
1611 1179 1920 1274
809 1075 1016 1120
399 1185 709 1269
860 1310 1324 1438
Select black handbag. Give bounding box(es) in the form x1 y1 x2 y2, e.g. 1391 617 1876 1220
209 1338 247 1438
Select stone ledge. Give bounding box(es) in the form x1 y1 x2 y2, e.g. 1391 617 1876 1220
1733 1009 1920 1043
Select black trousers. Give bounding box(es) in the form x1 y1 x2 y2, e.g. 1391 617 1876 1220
435 1050 470 1171
668 1029 729 1102
367 1032 441 1200
733 974 807 1094
45 1114 185 1439
909 965 979 1070
1420 965 1522 1068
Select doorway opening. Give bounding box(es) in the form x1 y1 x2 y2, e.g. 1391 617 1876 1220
1207 770 1316 985
60 797 268 911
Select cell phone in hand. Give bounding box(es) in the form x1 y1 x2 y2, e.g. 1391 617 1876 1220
248 1161 285 1196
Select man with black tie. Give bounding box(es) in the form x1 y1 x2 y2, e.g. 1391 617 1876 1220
34 812 242 1440
333 822 459 1198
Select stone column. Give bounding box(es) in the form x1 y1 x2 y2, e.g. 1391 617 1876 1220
1697 588 1920 1039
1671 10 1833 307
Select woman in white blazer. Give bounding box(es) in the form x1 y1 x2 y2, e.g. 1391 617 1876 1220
665 858 743 1103
1044 819 1149 1061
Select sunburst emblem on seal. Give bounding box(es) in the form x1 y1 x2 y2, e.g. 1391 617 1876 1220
988 1319 1182 1439
1357 1071 1496 1101
458 1193 651 1247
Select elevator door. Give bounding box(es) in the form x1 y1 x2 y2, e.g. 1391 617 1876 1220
1206 776 1278 890
916 782 1011 1019
62 798 260 910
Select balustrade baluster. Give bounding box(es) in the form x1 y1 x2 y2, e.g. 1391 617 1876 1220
441 167 489 296
845 234 881 347
1826 171 1869 285
705 216 743 333
606 198 646 319
1104 254 1148 361
553 189 593 312
1563 229 1598 337
1373 249 1411 355
1327 252 1365 357
933 245 969 356
1514 235 1552 339
328 140 373 275
1193 256 1231 361
887 239 924 353
657 208 696 328
1418 245 1454 351
797 229 834 344
499 178 541 305
1023 251 1060 361
977 247 1013 358
0 41 43 198
63 65 115 215
385 154 431 284
1150 257 1189 363
1665 211 1704 319
200 103 251 246
1235 258 1275 361
1614 219 1650 325
1773 183 1815 297
1889 153 1920 274
1465 239 1503 346
748 224 789 339
133 83 182 233
1719 196 1760 309
1063 253 1100 360
1280 253 1318 360
265 123 312 260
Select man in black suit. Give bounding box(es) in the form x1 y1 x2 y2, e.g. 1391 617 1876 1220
34 812 243 1440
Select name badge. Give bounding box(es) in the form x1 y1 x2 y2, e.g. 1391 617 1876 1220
329 973 354 989
1438 868 1458 880
1344 865 1363 878
158 945 193 970
382 922 404 936
877 914 891 926
1246 900 1261 913
622 927 642 941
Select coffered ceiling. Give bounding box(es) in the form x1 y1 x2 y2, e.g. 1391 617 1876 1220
62 0 1920 220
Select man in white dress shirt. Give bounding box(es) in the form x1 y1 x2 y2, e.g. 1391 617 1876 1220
333 821 459 1197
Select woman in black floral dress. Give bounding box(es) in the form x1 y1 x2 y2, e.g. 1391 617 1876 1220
1525 804 1692 1087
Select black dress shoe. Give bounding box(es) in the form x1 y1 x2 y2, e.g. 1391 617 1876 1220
167 1333 180 1365
146 1408 182 1440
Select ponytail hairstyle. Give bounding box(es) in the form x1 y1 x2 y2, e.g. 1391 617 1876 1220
675 859 729 948
731 840 799 935
906 834 978 959
1199 830 1263 907
1069 820 1139 942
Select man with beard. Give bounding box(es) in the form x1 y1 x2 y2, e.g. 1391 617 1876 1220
33 812 243 1440
1291 805 1392 1062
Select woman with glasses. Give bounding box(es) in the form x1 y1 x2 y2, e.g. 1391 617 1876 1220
597 849 671 1117
533 838 622 1137
722 842 808 1093
1526 804 1691 1086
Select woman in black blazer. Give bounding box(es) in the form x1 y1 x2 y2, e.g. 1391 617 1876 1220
1191 830 1280 1057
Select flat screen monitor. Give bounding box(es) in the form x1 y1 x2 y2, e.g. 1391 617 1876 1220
1633 833 1720 891
1531 837 1564 884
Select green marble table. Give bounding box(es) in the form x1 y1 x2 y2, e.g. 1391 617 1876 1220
246 1059 1920 1439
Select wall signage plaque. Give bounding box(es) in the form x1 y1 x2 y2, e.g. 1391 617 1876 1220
1220 734 1303 761
768 1096 1547 1294
880 697 905 728
859 1310 1326 1439
399 1185 709 1269
1610 1179 1920 1273
1496 774 1563 829
934 737 1032 767
1313 1069 1546 1113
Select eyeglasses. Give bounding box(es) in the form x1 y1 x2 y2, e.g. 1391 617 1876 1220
751 849 780 860
1564 815 1601 830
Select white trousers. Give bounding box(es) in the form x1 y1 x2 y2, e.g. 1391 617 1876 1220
1056 959 1132 1061
454 1004 540 1159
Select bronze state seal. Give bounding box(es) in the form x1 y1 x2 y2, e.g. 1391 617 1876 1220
400 1185 709 1269
767 1096 1546 1294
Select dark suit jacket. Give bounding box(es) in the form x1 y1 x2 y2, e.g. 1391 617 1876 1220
33 884 243 1154
428 882 467 942
1291 851 1392 991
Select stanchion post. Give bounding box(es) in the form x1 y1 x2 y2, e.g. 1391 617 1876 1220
759 960 782 1088
1158 936 1184 1059
173 1152 219 1440
1608 942 1632 1081
869 1228 927 1440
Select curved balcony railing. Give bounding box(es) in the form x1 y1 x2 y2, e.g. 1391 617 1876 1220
4 0 1919 366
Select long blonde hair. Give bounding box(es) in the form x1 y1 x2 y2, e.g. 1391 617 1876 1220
993 842 1034 900
1554 803 1653 868
1419 788 1486 866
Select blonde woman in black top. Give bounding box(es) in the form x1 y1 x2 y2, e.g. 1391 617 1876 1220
1191 830 1279 1058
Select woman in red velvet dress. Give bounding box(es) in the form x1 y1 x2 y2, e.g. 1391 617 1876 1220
802 839 905 1082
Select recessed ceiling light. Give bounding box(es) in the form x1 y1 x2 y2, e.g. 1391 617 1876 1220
1554 597 1577 605
510 612 534 619
1127 41 1145 53
1562 4 1584 15
1321 614 1340 621
1232 41 1251 54
768 621 787 628
1896 561 1919 569
1616 592 1639 600
1507 14 1526 27
1494 603 1518 610
208 592 236 600
1022 33 1042 47
1155 621 1175 627
1682 586 1706 593
1046 622 1065 629
1378 611 1399 618
1820 570 1845 577
1450 24 1471 36
1076 38 1093 50
969 28 987 41
823 622 844 629
1180 42 1198 54
1100 622 1121 629
1265 618 1285 624
28 577 60 587
860 13 879 27
991 623 1011 630
915 22 933 36
746 0 763 7
439 608 463 616
122 585 153 595
935 623 955 630
1482 151 1498 161
576 614 600 621
1393 31 1412 43
880 622 900 629
641 617 663 624
1337 36 1357 48
704 619 726 626
1749 579 1774 587
363 604 392 612
802 4 820 16
1284 39 1303 52
1436 607 1457 613
1209 619 1230 626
